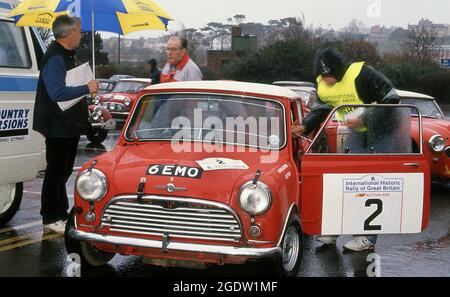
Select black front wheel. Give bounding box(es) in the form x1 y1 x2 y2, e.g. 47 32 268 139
86 128 108 144
274 215 303 277
65 208 115 267
0 183 23 226
261 215 303 277
277 219 302 276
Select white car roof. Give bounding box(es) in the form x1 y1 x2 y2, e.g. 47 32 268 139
397 90 435 100
285 86 316 93
273 81 315 87
117 78 152 83
144 81 300 100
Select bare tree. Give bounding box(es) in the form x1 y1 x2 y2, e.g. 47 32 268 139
267 17 316 45
200 22 232 50
181 28 206 66
233 14 246 25
402 21 441 62
340 19 365 41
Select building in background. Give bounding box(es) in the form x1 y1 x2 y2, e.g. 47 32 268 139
365 25 394 44
408 19 450 38
206 26 258 75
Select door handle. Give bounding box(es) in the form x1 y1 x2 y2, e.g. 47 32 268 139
403 163 419 168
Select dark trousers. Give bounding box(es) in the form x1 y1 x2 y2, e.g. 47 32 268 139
41 136 79 224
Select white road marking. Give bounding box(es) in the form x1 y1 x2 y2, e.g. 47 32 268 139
0 220 42 235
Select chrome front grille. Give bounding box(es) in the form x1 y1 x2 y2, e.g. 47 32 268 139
101 196 243 242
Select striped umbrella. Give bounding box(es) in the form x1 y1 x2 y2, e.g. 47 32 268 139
8 0 173 75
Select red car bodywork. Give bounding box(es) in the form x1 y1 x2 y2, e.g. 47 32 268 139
98 79 152 120
68 81 431 269
419 117 450 182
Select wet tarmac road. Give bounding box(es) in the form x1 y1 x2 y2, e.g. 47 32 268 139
0 127 449 277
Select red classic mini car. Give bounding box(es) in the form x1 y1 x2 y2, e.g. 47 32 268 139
94 78 152 120
86 104 115 144
65 81 430 276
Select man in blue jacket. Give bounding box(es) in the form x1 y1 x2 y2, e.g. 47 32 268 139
33 15 99 234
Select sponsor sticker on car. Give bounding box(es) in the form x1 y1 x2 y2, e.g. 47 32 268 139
196 158 249 171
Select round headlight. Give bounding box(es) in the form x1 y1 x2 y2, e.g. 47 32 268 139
76 169 108 202
109 104 115 111
91 110 101 122
124 97 131 107
429 135 445 153
239 181 272 216
93 96 100 105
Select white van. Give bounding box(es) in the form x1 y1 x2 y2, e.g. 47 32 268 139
0 0 46 225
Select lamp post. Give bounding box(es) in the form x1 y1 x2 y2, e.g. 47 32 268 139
118 34 121 65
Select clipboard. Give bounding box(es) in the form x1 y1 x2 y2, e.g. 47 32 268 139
57 62 93 111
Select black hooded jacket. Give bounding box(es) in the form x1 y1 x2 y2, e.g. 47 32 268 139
302 49 395 134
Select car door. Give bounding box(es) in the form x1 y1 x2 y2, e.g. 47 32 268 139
0 17 45 184
300 104 430 236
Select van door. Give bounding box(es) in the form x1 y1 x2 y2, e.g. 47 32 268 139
0 17 44 185
300 105 430 236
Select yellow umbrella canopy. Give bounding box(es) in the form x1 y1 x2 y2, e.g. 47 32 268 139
9 0 173 34
8 0 173 77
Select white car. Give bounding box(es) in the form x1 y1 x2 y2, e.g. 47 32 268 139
0 0 46 224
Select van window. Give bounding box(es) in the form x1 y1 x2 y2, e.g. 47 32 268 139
0 20 31 68
30 28 45 70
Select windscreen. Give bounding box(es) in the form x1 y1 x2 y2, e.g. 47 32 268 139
113 81 148 93
126 94 286 150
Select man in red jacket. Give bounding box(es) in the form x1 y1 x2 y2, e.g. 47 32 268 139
160 36 203 83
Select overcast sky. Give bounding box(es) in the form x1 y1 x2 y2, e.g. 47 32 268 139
102 0 450 39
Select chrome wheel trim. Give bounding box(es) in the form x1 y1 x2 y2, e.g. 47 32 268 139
282 225 300 272
0 184 16 214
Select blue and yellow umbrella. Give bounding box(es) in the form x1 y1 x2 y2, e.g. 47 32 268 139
8 0 173 75
9 0 173 34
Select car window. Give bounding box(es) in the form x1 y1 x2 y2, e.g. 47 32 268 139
307 105 421 155
126 94 286 150
99 82 110 90
399 98 445 119
0 20 31 68
113 81 147 93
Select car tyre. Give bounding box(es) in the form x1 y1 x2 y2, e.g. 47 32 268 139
65 208 115 267
86 128 108 144
0 183 23 226
263 215 302 277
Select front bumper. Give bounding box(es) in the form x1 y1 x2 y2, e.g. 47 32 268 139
68 228 281 258
91 119 116 130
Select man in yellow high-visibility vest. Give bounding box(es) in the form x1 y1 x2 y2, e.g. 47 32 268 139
292 48 398 251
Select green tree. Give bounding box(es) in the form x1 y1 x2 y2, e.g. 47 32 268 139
336 39 383 68
224 17 321 82
383 54 450 103
224 38 318 83
76 32 109 67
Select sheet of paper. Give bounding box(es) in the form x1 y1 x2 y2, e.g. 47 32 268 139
57 62 93 111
